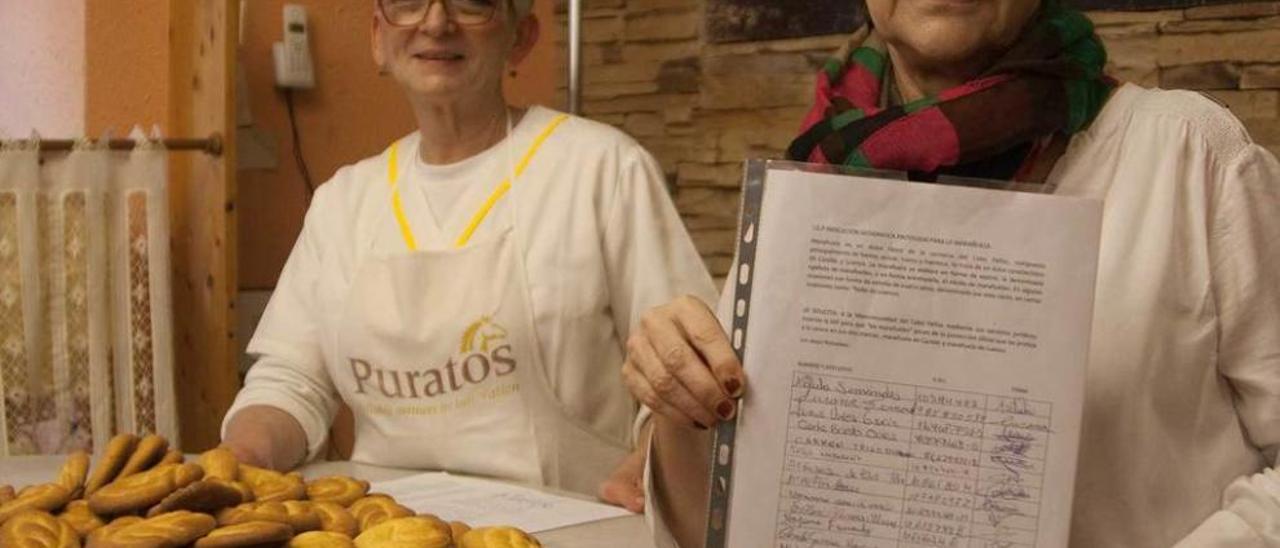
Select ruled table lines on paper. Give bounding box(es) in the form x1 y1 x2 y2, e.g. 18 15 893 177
774 371 1052 548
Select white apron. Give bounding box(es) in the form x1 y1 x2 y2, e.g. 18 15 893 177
333 115 628 494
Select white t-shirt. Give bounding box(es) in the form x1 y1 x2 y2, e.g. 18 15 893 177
645 84 1280 548
225 106 718 469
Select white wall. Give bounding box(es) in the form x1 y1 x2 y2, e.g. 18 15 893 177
0 0 85 137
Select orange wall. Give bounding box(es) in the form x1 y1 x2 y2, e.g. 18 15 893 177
85 0 170 135
238 0 560 289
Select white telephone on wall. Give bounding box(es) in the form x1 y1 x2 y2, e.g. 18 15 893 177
273 4 316 89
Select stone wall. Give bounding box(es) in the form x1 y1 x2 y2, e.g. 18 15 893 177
555 1 1280 282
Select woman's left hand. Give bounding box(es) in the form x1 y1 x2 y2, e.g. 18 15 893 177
598 447 646 513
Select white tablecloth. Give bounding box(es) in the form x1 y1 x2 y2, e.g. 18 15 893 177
0 456 653 548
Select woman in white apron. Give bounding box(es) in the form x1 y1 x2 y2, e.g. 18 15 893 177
220 0 716 506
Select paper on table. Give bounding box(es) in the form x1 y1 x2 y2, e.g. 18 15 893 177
722 166 1102 548
371 473 632 533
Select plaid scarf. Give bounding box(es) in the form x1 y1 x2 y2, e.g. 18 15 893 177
787 1 1114 180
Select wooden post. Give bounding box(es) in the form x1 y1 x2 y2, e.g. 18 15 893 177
168 0 240 451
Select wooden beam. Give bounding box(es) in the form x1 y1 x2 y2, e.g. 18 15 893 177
169 0 240 451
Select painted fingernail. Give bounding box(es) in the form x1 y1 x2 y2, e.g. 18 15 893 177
717 400 736 420
724 378 742 396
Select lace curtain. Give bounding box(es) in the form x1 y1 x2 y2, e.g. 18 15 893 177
0 130 177 455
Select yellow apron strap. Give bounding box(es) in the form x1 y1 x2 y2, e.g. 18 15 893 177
453 114 570 248
385 113 570 252
386 140 420 251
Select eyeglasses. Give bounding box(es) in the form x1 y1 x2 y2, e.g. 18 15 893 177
378 0 503 28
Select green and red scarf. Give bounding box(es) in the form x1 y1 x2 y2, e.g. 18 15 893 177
788 1 1115 180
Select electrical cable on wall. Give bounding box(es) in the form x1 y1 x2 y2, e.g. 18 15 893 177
283 89 316 198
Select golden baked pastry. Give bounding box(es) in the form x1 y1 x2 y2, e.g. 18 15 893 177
87 463 204 516
238 464 306 502
115 434 169 480
57 500 105 536
457 526 542 548
56 451 90 499
0 510 79 548
347 495 413 533
86 510 216 548
305 477 369 507
216 500 321 534
0 483 74 524
84 434 138 497
353 516 451 548
145 480 244 517
192 520 293 548
450 521 472 540
199 448 239 482
287 530 356 548
211 480 255 504
157 450 184 467
311 502 358 537
0 485 15 505
85 516 142 546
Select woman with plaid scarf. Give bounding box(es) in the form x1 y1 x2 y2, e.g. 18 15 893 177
624 1 1280 546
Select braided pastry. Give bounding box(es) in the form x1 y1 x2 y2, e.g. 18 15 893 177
347 495 413 533
57 500 105 536
87 463 204 516
85 516 142 546
287 530 355 547
353 516 451 548
192 520 293 547
304 477 369 507
0 483 74 524
86 510 216 548
198 448 239 482
145 480 244 517
0 485 14 505
457 526 542 548
311 502 357 537
157 450 184 467
0 510 79 548
84 434 138 497
216 500 321 533
238 465 305 502
450 521 472 540
115 434 169 480
56 451 90 499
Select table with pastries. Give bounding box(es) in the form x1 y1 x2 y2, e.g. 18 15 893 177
0 447 654 547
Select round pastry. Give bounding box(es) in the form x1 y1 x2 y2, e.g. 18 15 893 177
0 483 74 524
353 516 451 548
287 530 356 548
0 510 79 548
304 477 369 507
56 451 90 499
146 480 245 517
199 448 239 482
311 502 358 537
57 500 105 536
87 510 216 548
237 465 305 502
192 521 293 548
458 526 542 548
84 434 139 496
216 501 321 534
115 434 169 480
87 463 204 516
347 496 413 533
